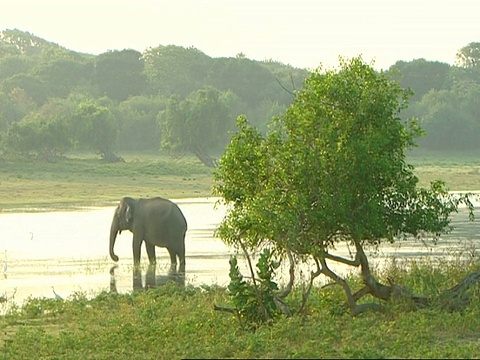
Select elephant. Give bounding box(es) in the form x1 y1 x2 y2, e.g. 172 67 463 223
109 196 187 273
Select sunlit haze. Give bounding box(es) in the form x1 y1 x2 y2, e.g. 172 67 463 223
1 0 479 70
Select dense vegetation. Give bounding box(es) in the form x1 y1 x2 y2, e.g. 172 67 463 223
213 58 477 323
1 30 480 167
0 29 306 165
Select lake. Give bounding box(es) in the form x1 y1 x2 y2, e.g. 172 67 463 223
0 197 478 309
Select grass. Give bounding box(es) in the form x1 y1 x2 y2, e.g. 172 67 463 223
0 150 480 358
0 152 214 211
1 150 479 211
407 149 480 190
0 259 479 359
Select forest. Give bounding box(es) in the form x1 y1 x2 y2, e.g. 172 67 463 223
0 29 479 166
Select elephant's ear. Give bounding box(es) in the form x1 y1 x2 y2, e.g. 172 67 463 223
125 204 134 224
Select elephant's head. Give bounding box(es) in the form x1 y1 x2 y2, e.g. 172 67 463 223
109 197 135 262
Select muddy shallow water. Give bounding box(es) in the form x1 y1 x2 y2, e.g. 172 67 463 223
0 197 479 308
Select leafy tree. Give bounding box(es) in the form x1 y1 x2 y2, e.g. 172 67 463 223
117 95 165 151
34 57 94 98
3 100 74 160
214 57 473 316
259 59 308 104
159 86 237 167
389 59 451 101
72 101 121 161
0 92 24 132
403 73 480 151
211 57 278 107
0 56 33 80
143 45 211 97
94 49 146 102
0 29 58 56
1 73 49 105
456 42 480 68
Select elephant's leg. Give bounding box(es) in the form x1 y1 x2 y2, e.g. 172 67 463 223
178 245 186 274
145 264 156 289
132 235 143 267
167 248 177 274
132 266 143 291
145 242 157 265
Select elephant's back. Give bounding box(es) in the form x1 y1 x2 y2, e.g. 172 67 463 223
142 197 187 230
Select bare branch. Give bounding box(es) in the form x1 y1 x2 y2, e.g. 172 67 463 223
275 76 295 96
275 249 295 299
274 249 295 317
297 257 323 314
324 251 361 267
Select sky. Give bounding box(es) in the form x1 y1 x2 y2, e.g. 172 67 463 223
1 0 479 70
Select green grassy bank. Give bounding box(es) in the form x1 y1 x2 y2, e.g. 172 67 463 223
1 150 480 211
0 153 214 211
1 259 479 358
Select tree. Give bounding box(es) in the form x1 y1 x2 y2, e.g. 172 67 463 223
159 86 237 167
214 57 474 317
1 73 49 105
3 100 74 160
143 45 211 97
402 73 480 151
117 95 165 151
94 49 146 102
73 101 122 162
389 59 451 101
34 57 94 98
456 42 480 68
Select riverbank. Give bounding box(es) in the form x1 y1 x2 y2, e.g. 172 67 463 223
1 257 479 358
0 153 214 211
1 151 480 211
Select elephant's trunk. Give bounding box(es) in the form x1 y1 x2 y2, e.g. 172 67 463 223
109 216 120 262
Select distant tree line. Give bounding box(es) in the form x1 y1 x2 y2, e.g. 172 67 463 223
0 29 479 164
391 42 480 151
0 29 306 165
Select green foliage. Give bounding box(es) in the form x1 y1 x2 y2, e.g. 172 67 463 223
214 56 471 314
2 28 480 161
94 49 146 101
0 30 306 161
3 113 72 159
72 100 119 159
33 57 94 98
159 86 237 166
143 45 212 97
404 76 480 150
226 249 280 329
456 42 480 68
390 59 451 101
117 95 165 151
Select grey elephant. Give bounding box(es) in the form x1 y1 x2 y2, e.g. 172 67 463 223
109 196 187 273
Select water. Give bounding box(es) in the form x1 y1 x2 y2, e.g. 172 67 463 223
0 197 478 308
0 198 234 307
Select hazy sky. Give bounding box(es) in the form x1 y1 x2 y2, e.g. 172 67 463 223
1 0 479 70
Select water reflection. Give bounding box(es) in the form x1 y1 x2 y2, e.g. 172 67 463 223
108 265 185 293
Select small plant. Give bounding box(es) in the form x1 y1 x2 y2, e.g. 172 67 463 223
219 248 281 330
